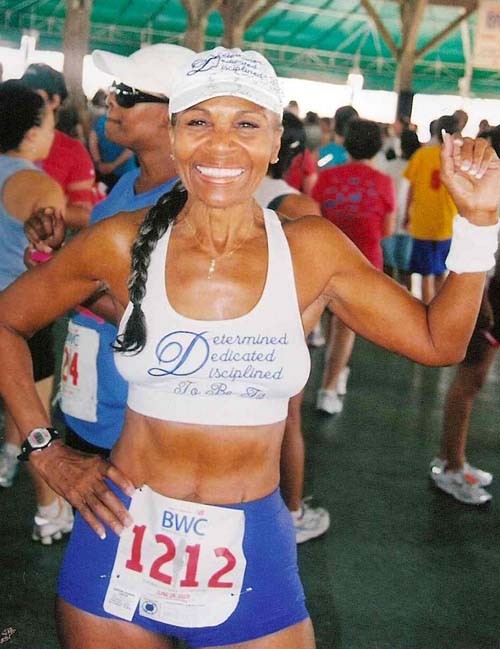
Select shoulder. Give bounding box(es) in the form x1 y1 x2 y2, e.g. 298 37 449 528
283 214 339 252
279 193 321 219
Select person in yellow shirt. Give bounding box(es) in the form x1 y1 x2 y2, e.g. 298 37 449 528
404 115 458 303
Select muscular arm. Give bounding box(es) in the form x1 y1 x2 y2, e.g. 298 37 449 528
0 215 138 537
0 219 131 431
290 135 500 367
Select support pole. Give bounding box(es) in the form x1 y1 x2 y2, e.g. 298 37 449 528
62 0 92 113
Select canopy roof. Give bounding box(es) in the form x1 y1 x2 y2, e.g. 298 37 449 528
1 0 499 98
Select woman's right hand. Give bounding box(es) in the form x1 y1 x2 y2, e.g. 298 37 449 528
29 441 136 539
24 207 67 254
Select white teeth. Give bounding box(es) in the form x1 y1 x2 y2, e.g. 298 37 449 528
196 166 244 178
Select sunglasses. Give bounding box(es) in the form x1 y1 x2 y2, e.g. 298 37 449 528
110 82 169 109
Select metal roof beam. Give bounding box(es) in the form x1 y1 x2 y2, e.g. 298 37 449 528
415 3 477 59
275 1 399 24
285 0 333 41
306 1 363 50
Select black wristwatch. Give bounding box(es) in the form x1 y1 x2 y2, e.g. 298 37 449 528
18 427 61 462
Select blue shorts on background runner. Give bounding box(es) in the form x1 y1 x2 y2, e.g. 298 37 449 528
410 238 451 276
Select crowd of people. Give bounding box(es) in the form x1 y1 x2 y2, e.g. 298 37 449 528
0 43 499 648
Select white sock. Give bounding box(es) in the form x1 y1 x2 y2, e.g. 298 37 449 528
37 498 60 519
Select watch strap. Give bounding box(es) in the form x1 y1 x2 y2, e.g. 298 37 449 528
18 427 61 462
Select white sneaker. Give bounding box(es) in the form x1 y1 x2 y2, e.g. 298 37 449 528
316 389 343 414
430 467 492 505
0 443 20 488
429 457 493 487
336 367 350 396
292 501 330 544
32 498 74 545
463 461 493 487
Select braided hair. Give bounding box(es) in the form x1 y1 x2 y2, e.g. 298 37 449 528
113 180 188 354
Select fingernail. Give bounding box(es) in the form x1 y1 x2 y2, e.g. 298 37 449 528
461 161 471 171
114 524 124 536
99 530 106 540
124 514 134 527
125 485 135 497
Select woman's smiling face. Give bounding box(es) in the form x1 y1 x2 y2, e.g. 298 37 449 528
170 96 282 209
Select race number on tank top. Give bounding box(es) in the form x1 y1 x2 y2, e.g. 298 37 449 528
59 321 99 422
103 486 247 627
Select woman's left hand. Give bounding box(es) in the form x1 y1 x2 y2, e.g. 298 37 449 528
440 133 500 225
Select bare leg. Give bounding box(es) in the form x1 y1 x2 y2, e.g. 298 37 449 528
280 392 304 512
421 275 435 305
440 346 497 470
322 317 355 392
203 618 315 649
56 598 174 649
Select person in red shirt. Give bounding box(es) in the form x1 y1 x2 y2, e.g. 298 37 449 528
313 118 396 414
21 64 96 229
282 112 318 195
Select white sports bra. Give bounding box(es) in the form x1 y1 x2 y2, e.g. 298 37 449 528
114 208 311 426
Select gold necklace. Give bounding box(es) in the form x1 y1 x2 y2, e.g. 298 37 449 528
184 210 257 280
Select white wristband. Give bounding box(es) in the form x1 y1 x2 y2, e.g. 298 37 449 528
445 215 499 274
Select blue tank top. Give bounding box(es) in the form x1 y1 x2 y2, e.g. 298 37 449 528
115 209 311 427
60 169 178 448
0 156 40 291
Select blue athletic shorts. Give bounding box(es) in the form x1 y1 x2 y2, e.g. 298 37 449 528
381 234 413 271
409 238 451 276
58 483 309 647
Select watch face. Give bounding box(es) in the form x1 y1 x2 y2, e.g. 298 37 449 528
29 428 52 448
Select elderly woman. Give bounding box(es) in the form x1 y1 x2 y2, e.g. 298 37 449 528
0 48 498 649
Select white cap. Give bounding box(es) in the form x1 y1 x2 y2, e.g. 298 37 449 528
92 43 194 97
169 47 284 116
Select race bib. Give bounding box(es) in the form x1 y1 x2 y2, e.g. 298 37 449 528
59 322 99 422
103 486 247 628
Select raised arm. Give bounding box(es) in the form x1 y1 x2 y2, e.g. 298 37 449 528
298 135 500 366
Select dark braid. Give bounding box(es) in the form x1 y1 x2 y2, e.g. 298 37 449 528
113 181 188 354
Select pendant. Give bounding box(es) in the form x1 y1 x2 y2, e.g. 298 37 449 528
207 258 216 279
